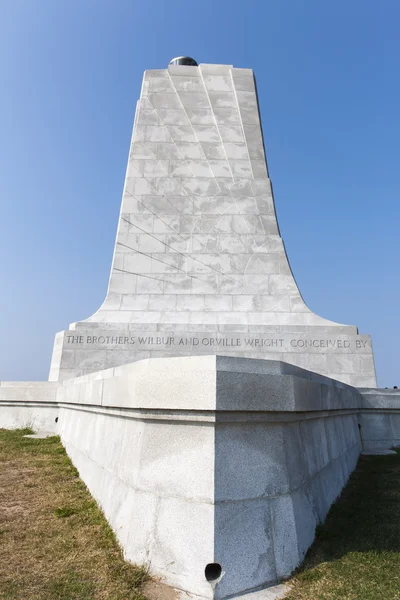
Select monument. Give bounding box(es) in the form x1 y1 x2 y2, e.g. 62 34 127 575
49 57 376 387
2 57 395 600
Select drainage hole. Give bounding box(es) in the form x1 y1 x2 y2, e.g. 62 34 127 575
205 563 222 582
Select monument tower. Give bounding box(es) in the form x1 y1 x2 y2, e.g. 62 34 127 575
49 58 376 387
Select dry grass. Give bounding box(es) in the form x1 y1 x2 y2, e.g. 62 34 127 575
0 428 149 600
7 428 400 600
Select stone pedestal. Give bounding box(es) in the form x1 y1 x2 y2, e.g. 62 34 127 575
6 357 400 597
49 62 376 387
53 355 363 598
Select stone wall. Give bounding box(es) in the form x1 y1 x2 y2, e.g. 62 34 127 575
5 358 362 598
2 358 399 598
0 381 58 431
359 387 400 452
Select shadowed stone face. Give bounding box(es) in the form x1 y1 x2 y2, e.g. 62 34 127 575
49 62 376 387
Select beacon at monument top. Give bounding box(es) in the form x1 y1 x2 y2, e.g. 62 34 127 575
169 56 198 66
49 61 376 387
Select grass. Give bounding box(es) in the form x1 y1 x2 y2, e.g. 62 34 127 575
285 449 400 600
0 428 149 600
3 429 400 600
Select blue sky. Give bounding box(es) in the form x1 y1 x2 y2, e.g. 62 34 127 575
0 0 398 385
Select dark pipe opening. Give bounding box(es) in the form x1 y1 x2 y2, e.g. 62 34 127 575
55 417 59 423
205 563 222 582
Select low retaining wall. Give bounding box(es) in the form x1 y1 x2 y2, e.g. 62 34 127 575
1 358 398 599
0 381 58 431
359 388 400 451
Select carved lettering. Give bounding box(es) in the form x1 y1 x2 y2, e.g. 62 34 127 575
64 332 371 354
356 340 369 349
66 335 84 344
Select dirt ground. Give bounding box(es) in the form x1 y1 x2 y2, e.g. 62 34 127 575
0 428 176 600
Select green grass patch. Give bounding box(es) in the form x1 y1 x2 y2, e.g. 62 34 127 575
285 452 400 600
43 568 95 600
53 506 79 518
0 428 149 600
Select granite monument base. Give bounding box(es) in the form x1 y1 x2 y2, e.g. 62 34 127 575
50 323 376 387
51 356 363 598
3 357 400 597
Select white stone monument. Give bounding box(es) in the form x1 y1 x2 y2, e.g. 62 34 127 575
49 57 376 387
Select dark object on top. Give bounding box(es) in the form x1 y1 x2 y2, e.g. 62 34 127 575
169 56 198 66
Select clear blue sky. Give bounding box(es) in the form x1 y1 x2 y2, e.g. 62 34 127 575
0 0 398 386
